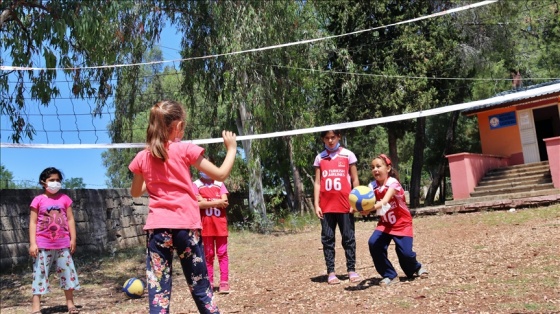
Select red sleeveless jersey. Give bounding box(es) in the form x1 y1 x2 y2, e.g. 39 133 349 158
316 148 354 214
369 177 413 237
193 180 229 237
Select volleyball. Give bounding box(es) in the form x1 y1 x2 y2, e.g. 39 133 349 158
349 186 376 212
122 277 145 298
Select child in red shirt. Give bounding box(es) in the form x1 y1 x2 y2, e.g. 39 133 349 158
193 172 231 294
362 154 428 286
313 130 361 285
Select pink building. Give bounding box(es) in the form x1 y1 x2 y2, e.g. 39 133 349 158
446 81 560 200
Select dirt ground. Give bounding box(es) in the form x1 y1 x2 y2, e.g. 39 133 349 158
1 205 559 314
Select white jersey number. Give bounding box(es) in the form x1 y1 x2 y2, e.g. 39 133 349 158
324 178 342 191
205 207 222 217
384 211 397 224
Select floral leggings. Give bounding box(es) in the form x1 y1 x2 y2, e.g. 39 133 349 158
146 229 219 314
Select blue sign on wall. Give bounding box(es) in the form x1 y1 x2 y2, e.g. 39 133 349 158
489 111 517 130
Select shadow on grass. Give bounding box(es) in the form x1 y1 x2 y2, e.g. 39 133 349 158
309 273 382 290
0 246 146 309
30 304 83 314
344 277 382 291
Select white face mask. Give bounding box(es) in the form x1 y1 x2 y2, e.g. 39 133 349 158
46 181 62 193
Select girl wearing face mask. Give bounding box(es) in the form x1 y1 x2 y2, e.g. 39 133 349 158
313 130 361 285
29 167 80 314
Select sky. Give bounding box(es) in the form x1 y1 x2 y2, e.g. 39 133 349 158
0 27 182 188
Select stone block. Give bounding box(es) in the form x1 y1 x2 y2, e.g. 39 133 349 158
0 228 27 244
0 243 29 260
0 255 29 269
121 226 141 239
132 206 149 215
0 216 15 231
120 216 132 228
122 198 133 206
105 198 117 208
120 206 133 217
108 208 122 220
72 209 88 222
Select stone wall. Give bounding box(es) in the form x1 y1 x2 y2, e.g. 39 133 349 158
0 189 148 270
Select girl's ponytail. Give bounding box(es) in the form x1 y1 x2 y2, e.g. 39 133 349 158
146 100 185 162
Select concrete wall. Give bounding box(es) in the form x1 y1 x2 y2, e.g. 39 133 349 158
446 153 510 200
544 136 560 188
0 189 148 270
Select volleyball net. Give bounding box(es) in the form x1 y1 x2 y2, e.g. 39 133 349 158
1 0 558 150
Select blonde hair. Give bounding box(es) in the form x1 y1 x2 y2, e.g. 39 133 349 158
146 100 185 161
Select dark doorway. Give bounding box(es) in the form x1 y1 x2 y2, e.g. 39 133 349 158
533 105 560 161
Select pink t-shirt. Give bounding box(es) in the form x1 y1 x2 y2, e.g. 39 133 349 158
30 193 73 249
129 141 205 230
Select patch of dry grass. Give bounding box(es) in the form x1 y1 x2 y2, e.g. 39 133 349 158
1 205 559 313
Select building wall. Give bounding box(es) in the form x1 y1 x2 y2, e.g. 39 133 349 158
477 107 523 159
476 100 560 165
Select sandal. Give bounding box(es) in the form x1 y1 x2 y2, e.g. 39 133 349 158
68 307 80 314
327 273 340 285
348 271 361 283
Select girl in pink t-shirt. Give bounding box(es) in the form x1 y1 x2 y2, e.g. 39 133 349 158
361 154 428 286
129 100 237 314
29 167 80 314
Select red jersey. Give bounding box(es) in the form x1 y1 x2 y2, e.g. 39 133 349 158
193 180 229 237
313 148 357 214
369 177 413 237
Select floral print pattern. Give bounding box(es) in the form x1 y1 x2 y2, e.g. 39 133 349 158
31 248 80 295
146 229 218 314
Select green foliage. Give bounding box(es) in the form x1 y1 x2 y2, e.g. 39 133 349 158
0 164 16 189
461 0 560 97
64 177 86 189
1 0 164 142
170 0 325 218
8 0 560 208
315 0 473 206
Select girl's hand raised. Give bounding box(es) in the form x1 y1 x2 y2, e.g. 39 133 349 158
222 130 237 151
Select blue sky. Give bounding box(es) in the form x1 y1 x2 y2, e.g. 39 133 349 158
0 27 182 188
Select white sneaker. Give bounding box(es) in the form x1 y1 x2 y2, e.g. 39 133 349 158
415 268 428 278
379 277 399 286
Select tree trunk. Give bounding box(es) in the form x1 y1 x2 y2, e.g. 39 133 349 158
302 167 316 213
409 117 426 208
425 112 460 205
235 99 268 230
282 167 295 212
286 136 305 214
